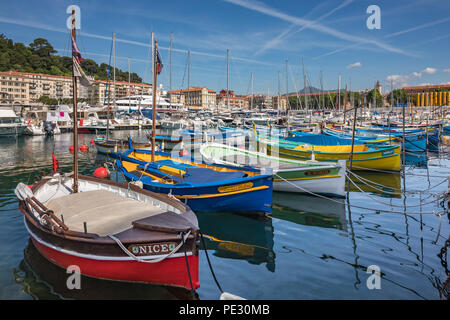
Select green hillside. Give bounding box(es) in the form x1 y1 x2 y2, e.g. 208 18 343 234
0 34 142 83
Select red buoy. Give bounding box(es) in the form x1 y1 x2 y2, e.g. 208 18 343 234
80 144 89 152
179 150 188 156
93 167 109 179
69 145 74 153
90 138 95 145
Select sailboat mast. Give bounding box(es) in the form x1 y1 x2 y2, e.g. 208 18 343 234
302 57 308 112
71 10 79 193
170 32 173 92
187 50 190 108
277 70 281 111
251 72 254 110
151 40 158 162
286 59 289 112
107 32 115 138
337 75 341 112
226 49 229 109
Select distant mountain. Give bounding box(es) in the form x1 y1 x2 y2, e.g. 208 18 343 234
282 86 339 96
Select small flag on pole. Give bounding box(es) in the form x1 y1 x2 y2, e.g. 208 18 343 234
156 49 163 75
71 34 83 64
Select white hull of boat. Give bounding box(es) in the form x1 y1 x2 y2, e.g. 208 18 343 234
273 171 346 197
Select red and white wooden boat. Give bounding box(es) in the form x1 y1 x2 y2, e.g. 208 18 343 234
15 173 200 290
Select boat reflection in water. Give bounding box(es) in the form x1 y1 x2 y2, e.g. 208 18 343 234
405 152 428 168
272 192 347 232
197 212 275 272
14 240 196 300
346 171 402 198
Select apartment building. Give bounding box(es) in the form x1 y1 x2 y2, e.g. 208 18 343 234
0 71 152 106
88 80 153 106
168 87 216 109
0 71 88 104
216 90 249 109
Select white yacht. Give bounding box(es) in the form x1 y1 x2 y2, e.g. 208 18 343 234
114 94 184 114
0 108 27 136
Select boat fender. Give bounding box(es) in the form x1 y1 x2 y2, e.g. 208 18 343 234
93 167 110 179
90 138 95 145
130 180 143 188
220 292 246 300
69 145 74 153
80 144 89 152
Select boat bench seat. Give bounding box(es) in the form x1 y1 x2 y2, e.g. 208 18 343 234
45 190 164 237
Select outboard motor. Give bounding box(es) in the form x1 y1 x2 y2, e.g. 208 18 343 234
43 121 54 136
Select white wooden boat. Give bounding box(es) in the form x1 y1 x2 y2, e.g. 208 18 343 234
200 143 346 197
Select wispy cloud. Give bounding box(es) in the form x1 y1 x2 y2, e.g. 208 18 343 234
315 15 450 59
255 0 354 56
346 62 361 69
444 69 450 73
224 0 408 56
0 15 272 66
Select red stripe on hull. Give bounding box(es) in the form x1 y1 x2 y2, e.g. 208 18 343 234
31 237 199 290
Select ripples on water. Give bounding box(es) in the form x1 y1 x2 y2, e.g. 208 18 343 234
0 131 448 300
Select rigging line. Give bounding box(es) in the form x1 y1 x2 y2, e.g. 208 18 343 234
348 170 448 195
273 173 446 215
345 172 445 208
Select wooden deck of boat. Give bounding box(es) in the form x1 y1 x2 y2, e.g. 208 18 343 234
45 190 165 237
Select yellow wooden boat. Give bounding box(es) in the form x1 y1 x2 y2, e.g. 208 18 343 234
258 137 401 172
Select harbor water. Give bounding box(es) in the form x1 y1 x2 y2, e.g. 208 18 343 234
0 130 449 300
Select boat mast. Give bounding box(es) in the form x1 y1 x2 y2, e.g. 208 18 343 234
71 10 79 193
107 32 115 139
151 40 158 162
187 50 190 108
337 75 341 112
226 49 229 109
286 59 289 113
277 70 281 111
302 57 308 112
251 72 254 110
128 57 132 126
170 32 173 92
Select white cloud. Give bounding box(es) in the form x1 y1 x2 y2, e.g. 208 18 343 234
443 69 450 73
386 74 409 88
346 62 362 69
422 67 437 75
412 72 421 77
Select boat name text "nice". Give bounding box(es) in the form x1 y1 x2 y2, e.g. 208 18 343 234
129 242 178 256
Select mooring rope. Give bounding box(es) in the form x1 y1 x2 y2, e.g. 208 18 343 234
345 172 445 208
347 170 448 195
273 173 447 215
108 230 191 264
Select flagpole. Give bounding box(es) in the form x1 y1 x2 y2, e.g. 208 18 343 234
151 40 158 162
71 10 79 193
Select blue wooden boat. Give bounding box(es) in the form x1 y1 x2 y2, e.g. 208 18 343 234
112 142 273 214
354 127 427 152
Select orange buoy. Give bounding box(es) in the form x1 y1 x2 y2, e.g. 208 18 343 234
93 167 110 179
80 144 89 152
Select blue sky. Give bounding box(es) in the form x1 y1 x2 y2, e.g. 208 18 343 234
1 0 450 95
